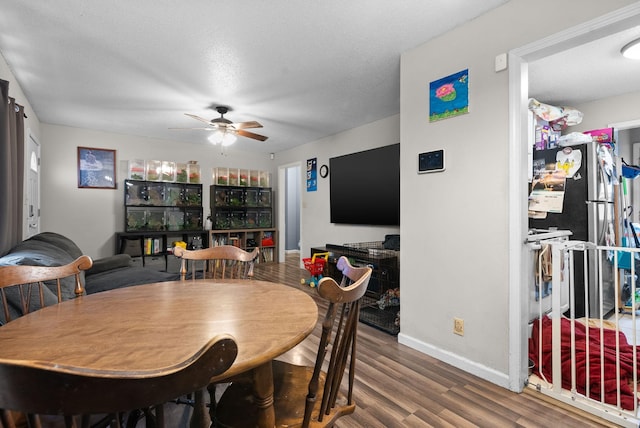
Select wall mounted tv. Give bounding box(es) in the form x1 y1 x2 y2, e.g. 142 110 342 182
329 143 400 226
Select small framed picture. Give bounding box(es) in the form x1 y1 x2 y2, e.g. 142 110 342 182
77 147 117 189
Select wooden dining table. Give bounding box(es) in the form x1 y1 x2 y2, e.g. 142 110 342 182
0 279 318 427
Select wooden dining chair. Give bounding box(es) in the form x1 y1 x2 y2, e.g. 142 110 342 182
213 256 372 428
0 255 92 428
173 245 259 280
0 333 238 428
172 244 259 426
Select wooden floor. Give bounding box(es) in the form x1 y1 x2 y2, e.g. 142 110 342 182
38 253 619 428
251 252 617 428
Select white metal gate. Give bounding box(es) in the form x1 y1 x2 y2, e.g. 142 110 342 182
527 238 640 427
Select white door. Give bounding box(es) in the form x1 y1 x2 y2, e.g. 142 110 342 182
24 131 40 238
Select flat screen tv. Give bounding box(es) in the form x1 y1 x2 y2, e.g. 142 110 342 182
329 143 400 226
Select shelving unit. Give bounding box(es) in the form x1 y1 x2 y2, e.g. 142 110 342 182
210 185 273 229
124 179 203 232
209 184 277 264
120 178 206 272
116 230 209 272
312 242 399 335
209 228 277 264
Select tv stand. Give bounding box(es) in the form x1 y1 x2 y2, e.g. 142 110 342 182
312 243 399 335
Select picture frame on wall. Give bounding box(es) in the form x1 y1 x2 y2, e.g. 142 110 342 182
77 146 117 189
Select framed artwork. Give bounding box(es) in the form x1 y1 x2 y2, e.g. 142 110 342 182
429 69 469 122
77 146 117 189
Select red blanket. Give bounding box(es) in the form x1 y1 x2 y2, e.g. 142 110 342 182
529 315 640 410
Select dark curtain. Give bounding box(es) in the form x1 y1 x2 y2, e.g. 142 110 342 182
0 79 25 256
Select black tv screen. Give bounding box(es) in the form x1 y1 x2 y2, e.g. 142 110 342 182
329 143 400 226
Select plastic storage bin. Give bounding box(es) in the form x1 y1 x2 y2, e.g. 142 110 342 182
161 161 176 182
128 159 145 180
176 163 188 183
146 161 162 182
188 162 201 184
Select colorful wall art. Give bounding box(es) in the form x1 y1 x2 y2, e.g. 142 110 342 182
429 69 469 122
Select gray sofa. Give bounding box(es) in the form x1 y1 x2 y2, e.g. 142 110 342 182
0 232 181 322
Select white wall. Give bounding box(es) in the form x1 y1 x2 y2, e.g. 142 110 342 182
399 0 636 387
276 114 401 259
0 53 40 143
40 124 274 259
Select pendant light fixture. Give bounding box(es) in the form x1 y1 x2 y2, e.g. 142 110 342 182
621 37 640 60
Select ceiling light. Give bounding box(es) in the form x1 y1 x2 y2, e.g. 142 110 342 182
621 37 640 60
208 130 237 146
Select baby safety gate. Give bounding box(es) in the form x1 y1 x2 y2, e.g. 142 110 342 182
527 237 640 427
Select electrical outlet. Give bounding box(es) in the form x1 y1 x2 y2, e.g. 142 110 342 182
454 318 464 336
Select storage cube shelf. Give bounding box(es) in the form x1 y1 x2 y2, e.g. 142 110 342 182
125 179 203 232
210 228 277 264
210 184 277 264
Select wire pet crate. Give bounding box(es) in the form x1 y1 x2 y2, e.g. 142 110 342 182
342 242 400 335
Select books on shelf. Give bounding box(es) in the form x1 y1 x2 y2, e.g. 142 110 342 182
144 238 162 255
261 248 274 263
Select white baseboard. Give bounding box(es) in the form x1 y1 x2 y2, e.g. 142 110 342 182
397 333 510 389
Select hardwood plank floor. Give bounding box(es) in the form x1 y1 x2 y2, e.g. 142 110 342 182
38 253 619 427
251 252 617 427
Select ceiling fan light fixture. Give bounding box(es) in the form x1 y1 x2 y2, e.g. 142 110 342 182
208 130 237 146
621 37 640 60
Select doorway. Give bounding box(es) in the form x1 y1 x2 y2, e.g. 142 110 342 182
24 130 40 239
278 162 302 263
508 3 640 392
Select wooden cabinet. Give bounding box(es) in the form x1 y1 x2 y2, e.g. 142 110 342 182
210 229 277 264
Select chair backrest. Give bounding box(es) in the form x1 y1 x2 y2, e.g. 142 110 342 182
0 255 93 324
0 333 238 418
173 245 259 280
304 256 371 426
0 254 93 427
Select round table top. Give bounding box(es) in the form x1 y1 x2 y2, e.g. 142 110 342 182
0 280 318 380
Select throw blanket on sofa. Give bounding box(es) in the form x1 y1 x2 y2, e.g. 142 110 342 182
529 315 640 410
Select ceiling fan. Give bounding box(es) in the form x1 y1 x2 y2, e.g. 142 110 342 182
172 106 268 145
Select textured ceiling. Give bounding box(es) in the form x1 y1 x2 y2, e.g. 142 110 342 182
0 1 509 153
529 25 640 108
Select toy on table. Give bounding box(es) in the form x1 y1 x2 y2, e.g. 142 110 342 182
301 252 329 287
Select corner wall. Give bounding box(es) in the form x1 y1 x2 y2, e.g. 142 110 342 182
399 0 636 386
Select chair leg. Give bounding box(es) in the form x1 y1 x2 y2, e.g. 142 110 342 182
154 404 164 428
191 388 211 428
25 413 42 428
207 383 217 424
1 410 17 428
125 409 143 428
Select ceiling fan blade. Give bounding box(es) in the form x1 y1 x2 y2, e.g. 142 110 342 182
236 129 268 141
169 127 217 131
185 113 214 125
232 121 263 130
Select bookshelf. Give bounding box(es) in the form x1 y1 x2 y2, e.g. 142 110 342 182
209 228 277 264
116 230 209 272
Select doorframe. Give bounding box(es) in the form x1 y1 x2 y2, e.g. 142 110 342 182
507 4 640 392
278 161 302 263
23 129 40 239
